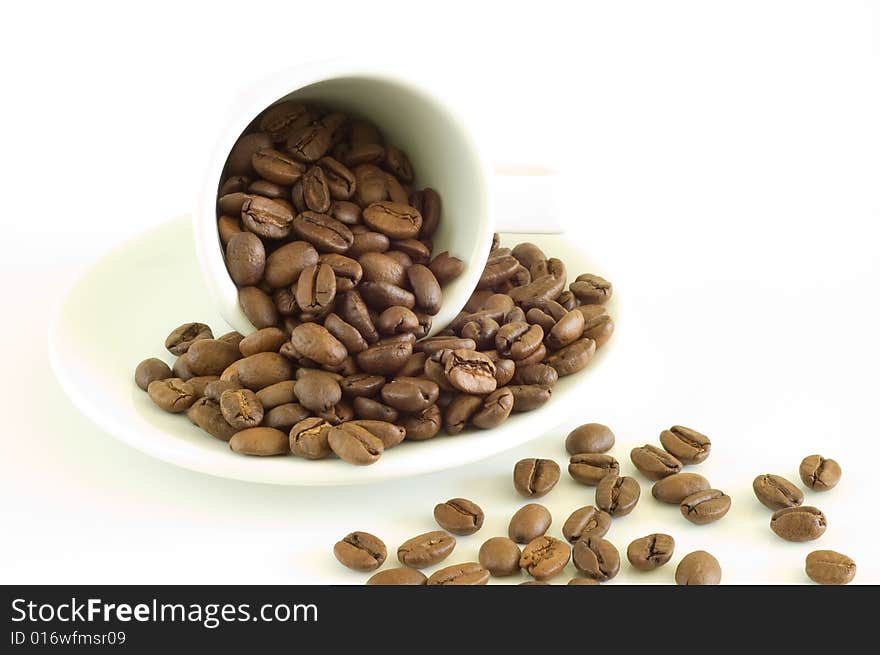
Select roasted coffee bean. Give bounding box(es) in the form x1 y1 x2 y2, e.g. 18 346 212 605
515 343 547 368
770 506 827 542
327 422 383 465
675 551 721 585
630 444 683 480
229 427 289 456
218 191 249 216
494 359 516 388
252 148 306 186
583 313 615 348
356 340 412 375
659 425 711 464
205 379 242 402
567 578 600 586
165 323 213 356
241 195 295 240
317 157 356 200
384 173 408 204
366 567 427 586
352 164 388 206
514 363 558 389
513 458 561 498
254 380 296 409
185 339 240 377
799 454 842 491
572 537 620 582
290 323 347 367
248 179 287 199
565 423 614 454
235 352 294 390
220 175 252 196
407 264 442 315
172 355 195 381
479 253 520 289
339 373 385 398
390 239 431 263
238 328 287 358
239 286 279 328
302 165 331 213
360 281 416 310
381 377 439 413
329 200 361 225
427 562 489 586
217 331 245 348
546 338 596 376
752 474 804 510
318 254 362 291
289 417 332 459
397 531 456 568
292 211 354 254
596 475 641 517
147 378 196 413
382 144 413 182
359 251 407 287
428 251 464 285
286 120 334 162
509 269 566 304
508 504 552 544
376 306 420 335
479 537 521 577
218 215 242 245
323 313 368 354
569 454 620 486
413 188 441 238
263 403 310 430
362 201 422 239
345 143 385 167
526 308 556 334
348 230 390 257
627 534 675 571
570 273 612 304
187 376 219 398
295 263 337 314
400 404 442 441
805 550 856 585
511 242 546 272
186 398 238 442
443 394 483 434
508 384 551 412
652 472 711 504
318 399 354 424
294 373 342 413
417 336 478 355
334 531 387 572
434 498 484 536
226 132 273 176
471 387 514 429
562 506 612 543
520 536 571 580
546 309 585 350
347 420 406 449
264 241 318 288
339 290 379 343
460 316 499 349
219 388 263 429
259 101 310 143
225 232 265 286
135 358 172 390
680 489 731 525
442 349 497 394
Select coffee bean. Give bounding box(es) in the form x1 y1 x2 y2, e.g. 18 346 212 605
478 537 521 577
219 388 264 430
400 404 442 441
508 503 552 544
148 378 196 413
205 380 242 402
546 338 596 376
218 215 243 245
659 425 711 464
680 489 731 525
295 263 337 314
290 323 347 367
302 165 331 213
165 323 212 356
565 423 614 455
752 474 804 510
568 578 600 586
225 232 265 286
799 454 841 491
238 287 279 328
546 309 585 350
241 195 295 240
286 119 335 162
328 422 383 465
562 506 612 543
627 534 675 571
426 562 489 586
433 498 484 536
520 536 571 580
292 211 354 254
652 472 711 504
348 420 406 449
397 531 456 568
442 394 483 434
346 143 386 167
135 358 172 391
229 427 289 456
568 454 620 486
513 458 561 498
185 339 241 377
805 550 856 585
381 377 439 413
236 328 285 358
248 179 288 199
235 352 294 390
675 551 721 585
226 132 273 176
417 336 478 356
289 417 332 459
471 388 514 429
317 157 356 200
263 403 310 431
407 264 442 315
329 200 361 225
251 380 295 409
770 506 827 542
507 384 551 412
294 373 342 413
318 254 362 291
362 201 422 239
186 397 237 442
187 376 219 398
442 349 497 394
376 306 420 336
356 341 412 376
428 251 463 285
572 536 620 581
252 148 306 186
583 313 615 348
596 475 641 517
630 444 683 480
264 241 319 289
569 273 612 304
366 567 427 586
514 363 559 389
334 531 387 572
259 101 310 143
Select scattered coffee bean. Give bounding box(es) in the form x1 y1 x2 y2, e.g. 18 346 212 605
572 536 620 582
165 322 213 356
219 388 264 429
513 458 561 498
596 474 641 517
652 472 711 504
508 504 552 544
752 474 804 510
333 531 387 572
627 534 675 571
675 551 721 585
799 454 841 491
135 358 172 391
659 426 711 464
519 536 571 580
426 562 489 585
229 427 289 456
568 454 619 486
366 567 427 586
186 398 237 442
680 489 731 525
570 273 612 304
770 506 827 542
433 498 484 536
630 444 683 480
805 550 856 585
478 537 522 577
397 531 456 568
147 378 196 413
565 422 615 454
562 506 611 543
327 422 383 465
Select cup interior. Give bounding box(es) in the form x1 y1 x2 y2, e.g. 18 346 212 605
202 70 492 336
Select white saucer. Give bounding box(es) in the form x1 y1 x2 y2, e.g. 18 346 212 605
48 218 618 486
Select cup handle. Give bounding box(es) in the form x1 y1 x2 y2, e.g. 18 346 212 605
493 163 563 234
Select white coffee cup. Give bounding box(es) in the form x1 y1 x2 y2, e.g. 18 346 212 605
194 60 562 336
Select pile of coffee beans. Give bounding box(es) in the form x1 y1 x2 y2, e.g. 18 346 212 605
332 424 854 584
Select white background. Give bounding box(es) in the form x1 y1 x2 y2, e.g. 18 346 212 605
1 1 878 584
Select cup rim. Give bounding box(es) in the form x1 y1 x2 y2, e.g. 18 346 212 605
194 58 494 336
